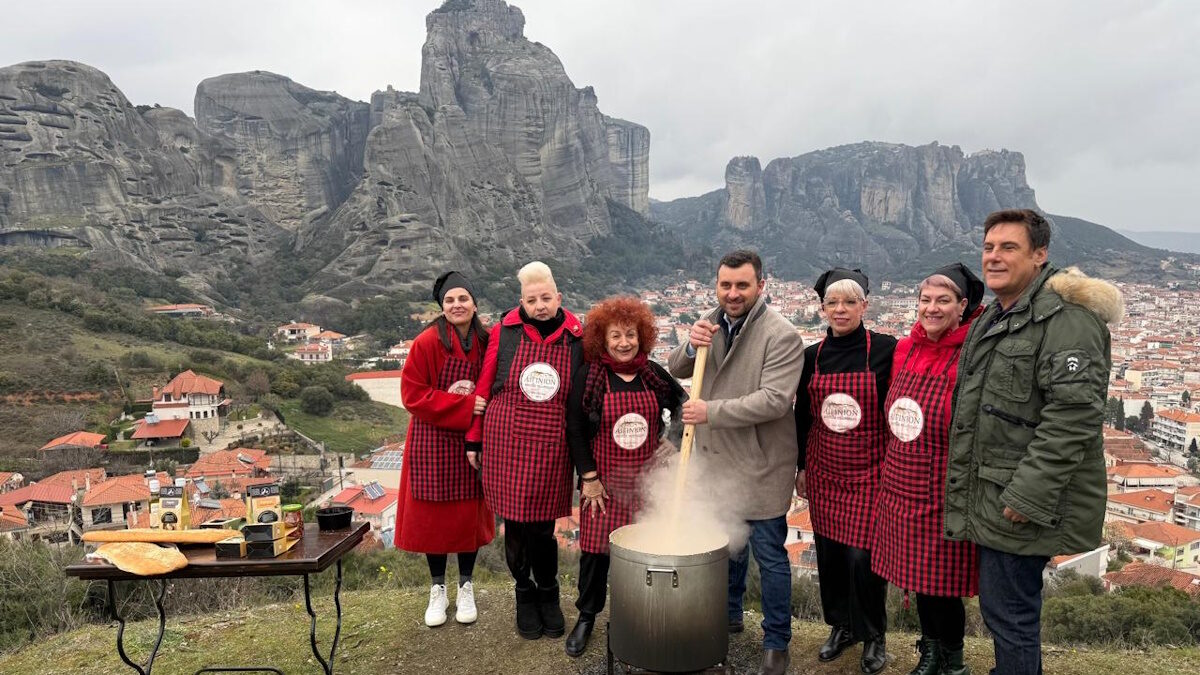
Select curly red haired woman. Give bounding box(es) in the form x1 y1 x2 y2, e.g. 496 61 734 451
562 296 684 657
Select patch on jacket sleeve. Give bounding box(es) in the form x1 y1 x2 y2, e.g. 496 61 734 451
1043 349 1100 404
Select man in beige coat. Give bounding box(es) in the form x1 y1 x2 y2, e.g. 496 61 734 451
668 250 805 675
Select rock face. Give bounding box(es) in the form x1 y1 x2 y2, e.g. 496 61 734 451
304 0 651 298
0 60 284 285
650 141 1157 280
195 72 370 232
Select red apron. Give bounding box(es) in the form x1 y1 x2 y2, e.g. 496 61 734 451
406 353 482 501
481 336 574 521
578 374 660 554
873 346 979 596
805 331 885 550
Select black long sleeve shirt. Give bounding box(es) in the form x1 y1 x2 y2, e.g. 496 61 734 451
794 323 897 467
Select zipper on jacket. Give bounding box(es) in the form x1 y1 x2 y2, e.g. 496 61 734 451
982 404 1038 429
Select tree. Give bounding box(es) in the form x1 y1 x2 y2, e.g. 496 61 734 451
300 386 335 416
245 370 270 400
1125 415 1142 433
1115 397 1126 431
1105 396 1123 427
1183 390 1192 406
1139 401 1155 432
1190 438 1199 458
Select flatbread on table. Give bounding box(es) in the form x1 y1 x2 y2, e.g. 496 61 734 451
93 542 188 576
82 528 231 544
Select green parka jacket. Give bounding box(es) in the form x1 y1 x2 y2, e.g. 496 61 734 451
944 265 1123 557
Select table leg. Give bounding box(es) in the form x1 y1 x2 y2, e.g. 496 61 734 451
109 578 167 675
304 558 343 675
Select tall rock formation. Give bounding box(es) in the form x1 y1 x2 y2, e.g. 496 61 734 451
305 0 651 298
650 141 1155 280
0 60 284 288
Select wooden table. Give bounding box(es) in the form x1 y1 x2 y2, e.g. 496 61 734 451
65 521 370 675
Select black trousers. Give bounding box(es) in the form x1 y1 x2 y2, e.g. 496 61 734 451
916 594 965 649
814 533 887 641
576 551 611 616
503 519 558 589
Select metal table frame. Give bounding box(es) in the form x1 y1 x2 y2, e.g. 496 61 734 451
67 522 367 675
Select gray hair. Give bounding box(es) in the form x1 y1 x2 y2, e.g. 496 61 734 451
823 278 866 302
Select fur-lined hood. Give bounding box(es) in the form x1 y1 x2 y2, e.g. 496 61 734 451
1044 266 1124 325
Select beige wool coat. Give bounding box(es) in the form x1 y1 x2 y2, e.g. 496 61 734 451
668 295 805 520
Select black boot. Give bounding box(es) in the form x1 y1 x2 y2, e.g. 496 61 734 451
515 586 542 640
861 636 888 675
537 584 566 638
819 625 857 662
939 644 969 675
564 613 595 657
908 637 942 675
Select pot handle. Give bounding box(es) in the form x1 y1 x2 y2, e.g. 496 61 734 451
645 567 679 588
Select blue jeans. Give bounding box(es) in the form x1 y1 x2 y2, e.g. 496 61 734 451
978 545 1049 675
728 516 792 650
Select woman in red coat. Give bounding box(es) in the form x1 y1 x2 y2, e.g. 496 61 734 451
465 261 583 641
395 271 496 628
872 262 985 675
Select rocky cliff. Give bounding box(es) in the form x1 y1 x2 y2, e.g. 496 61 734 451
0 60 285 291
651 141 1164 281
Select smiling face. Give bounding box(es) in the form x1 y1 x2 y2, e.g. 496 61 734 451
822 291 867 337
605 322 639 363
519 280 561 321
716 263 764 319
983 221 1048 308
441 287 476 328
917 284 967 341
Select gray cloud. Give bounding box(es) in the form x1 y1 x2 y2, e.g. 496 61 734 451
2 0 1196 231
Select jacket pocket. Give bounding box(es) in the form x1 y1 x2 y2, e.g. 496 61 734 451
985 339 1036 403
982 404 1038 429
975 463 1040 541
512 403 565 446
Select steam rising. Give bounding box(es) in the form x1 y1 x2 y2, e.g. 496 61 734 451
629 448 750 555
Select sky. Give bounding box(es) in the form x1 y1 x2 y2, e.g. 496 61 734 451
2 1 1197 233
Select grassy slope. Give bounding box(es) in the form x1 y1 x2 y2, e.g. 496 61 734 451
277 399 409 455
1 583 1195 675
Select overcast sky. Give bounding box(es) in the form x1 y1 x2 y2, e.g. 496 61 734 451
3 1 1197 232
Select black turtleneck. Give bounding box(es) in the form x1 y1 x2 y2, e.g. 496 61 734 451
520 306 566 339
794 323 897 467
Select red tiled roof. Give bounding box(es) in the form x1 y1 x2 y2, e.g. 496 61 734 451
82 473 158 507
0 482 74 507
313 331 346 340
332 484 399 515
191 498 248 526
0 472 19 486
1104 562 1200 598
1128 520 1200 546
185 448 271 479
1157 409 1200 423
279 322 319 330
154 369 223 398
39 468 106 489
786 506 813 531
1109 463 1186 479
786 541 815 567
0 505 27 530
132 418 190 439
1106 489 1175 514
40 431 106 451
345 370 403 381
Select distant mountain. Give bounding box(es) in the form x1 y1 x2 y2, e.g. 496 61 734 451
650 142 1197 282
1118 230 1200 255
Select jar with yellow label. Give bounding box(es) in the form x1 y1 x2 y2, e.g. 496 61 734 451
282 503 304 539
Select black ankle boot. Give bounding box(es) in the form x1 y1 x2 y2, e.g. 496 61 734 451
537 584 565 638
939 643 969 675
819 626 856 662
908 636 942 675
564 614 595 657
515 586 542 640
861 636 887 675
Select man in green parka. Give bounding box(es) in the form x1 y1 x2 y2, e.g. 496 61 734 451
944 209 1123 675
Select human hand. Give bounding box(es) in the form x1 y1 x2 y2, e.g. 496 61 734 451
473 396 487 415
467 451 480 470
795 470 806 499
1002 506 1029 523
689 319 718 350
581 476 607 517
682 399 708 425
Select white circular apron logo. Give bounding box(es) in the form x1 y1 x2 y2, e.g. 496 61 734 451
612 412 650 450
887 396 925 443
820 393 862 433
447 379 475 395
519 362 560 402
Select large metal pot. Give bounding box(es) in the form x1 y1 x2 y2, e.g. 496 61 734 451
608 523 729 673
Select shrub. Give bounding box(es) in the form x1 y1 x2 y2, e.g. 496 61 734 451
300 386 335 416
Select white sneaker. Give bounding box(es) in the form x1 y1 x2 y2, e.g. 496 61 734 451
455 581 478 624
424 584 448 627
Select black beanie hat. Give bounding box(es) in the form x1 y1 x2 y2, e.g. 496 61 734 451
813 267 870 300
930 262 985 322
432 271 475 305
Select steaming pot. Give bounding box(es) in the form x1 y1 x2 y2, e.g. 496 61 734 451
608 523 729 672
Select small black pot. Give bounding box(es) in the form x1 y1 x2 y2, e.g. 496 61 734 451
316 506 353 531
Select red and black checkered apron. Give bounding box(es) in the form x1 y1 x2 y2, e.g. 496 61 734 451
578 378 660 554
872 345 978 596
481 337 573 521
407 354 482 501
805 331 885 550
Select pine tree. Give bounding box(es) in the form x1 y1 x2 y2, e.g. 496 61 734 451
1139 401 1155 432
